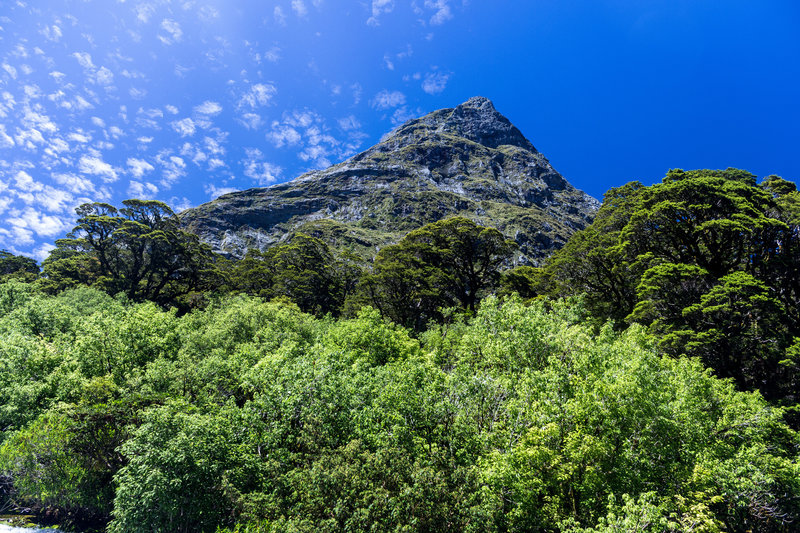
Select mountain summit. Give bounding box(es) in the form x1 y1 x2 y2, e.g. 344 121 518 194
181 97 599 264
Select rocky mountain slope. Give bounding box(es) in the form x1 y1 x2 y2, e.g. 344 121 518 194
181 97 600 265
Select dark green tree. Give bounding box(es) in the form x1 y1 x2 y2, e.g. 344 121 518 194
363 217 516 330
41 200 219 308
227 233 362 316
0 250 39 283
542 169 800 406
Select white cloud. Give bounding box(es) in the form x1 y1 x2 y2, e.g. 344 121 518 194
194 100 222 115
266 109 362 168
263 46 281 62
171 117 196 137
351 83 363 105
165 104 179 114
338 115 361 131
422 70 449 94
67 132 91 143
0 125 14 147
205 184 239 198
391 106 419 126
41 25 62 42
159 19 183 44
91 116 106 128
22 108 57 133
2 63 17 79
72 51 94 69
291 0 308 17
128 157 155 178
371 89 405 110
53 172 97 195
78 155 118 182
32 243 56 262
73 95 94 110
169 196 194 212
238 112 262 130
425 0 453 25
243 148 282 185
128 180 159 198
239 83 277 108
135 3 156 23
34 186 74 213
267 124 301 148
274 6 287 25
14 171 43 193
155 151 187 186
6 207 71 240
367 0 394 26
129 87 147 99
14 128 46 149
95 66 114 86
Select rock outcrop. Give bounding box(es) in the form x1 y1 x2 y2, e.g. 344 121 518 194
181 97 599 265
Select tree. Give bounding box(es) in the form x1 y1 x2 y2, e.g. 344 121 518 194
541 169 800 406
227 233 362 316
0 250 39 283
41 200 220 308
363 217 516 329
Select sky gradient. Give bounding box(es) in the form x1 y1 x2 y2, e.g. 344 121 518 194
1 1 799 259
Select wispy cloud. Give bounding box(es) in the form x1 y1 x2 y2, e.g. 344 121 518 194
291 0 308 17
155 150 187 187
425 0 453 25
422 70 450 94
171 117 196 137
128 180 159 198
239 83 277 108
78 155 119 182
367 0 394 26
238 112 262 130
371 89 405 110
159 19 183 44
194 100 223 115
205 184 239 198
135 3 156 23
243 148 282 185
40 24 62 42
274 6 287 25
128 157 155 178
53 172 102 196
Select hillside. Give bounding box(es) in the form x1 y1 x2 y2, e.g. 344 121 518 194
181 97 599 264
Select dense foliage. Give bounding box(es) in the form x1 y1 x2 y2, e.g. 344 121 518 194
40 200 218 310
0 285 797 532
1 169 799 531
539 169 800 407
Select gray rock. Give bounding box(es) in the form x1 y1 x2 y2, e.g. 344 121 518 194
181 97 600 264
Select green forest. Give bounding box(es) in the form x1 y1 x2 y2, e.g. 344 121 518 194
1 168 799 532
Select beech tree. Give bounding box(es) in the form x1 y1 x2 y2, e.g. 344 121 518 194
41 200 218 308
227 233 361 316
541 168 800 406
364 217 516 329
0 251 39 283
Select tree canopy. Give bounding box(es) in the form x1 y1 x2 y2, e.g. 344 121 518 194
363 216 516 329
41 200 218 308
540 168 800 405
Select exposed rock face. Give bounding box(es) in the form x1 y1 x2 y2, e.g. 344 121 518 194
181 97 600 265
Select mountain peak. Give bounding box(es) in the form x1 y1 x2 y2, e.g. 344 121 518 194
387 96 537 152
182 98 599 264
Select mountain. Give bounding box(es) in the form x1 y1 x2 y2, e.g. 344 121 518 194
181 97 600 265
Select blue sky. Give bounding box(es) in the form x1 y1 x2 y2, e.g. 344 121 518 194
1 1 798 259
